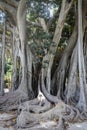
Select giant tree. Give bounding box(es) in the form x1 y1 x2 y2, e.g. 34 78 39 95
0 0 34 108
0 0 87 129
17 0 87 128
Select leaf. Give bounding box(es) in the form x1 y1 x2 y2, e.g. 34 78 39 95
43 60 49 64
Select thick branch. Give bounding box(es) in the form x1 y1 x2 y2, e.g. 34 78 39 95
47 9 59 30
38 17 48 33
17 0 26 42
17 0 26 18
4 0 18 8
26 20 41 27
53 0 73 44
0 1 16 25
41 0 73 98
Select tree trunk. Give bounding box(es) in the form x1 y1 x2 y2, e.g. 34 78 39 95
84 29 87 83
66 45 78 103
1 22 5 95
26 45 34 98
77 0 87 111
41 0 73 94
11 27 19 90
17 0 28 95
52 21 77 99
0 42 2 94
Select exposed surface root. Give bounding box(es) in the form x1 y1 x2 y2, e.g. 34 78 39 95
0 96 87 130
18 98 51 114
0 90 28 111
0 112 17 128
64 106 76 121
79 111 87 121
17 101 66 128
17 98 87 130
56 116 65 130
0 92 87 130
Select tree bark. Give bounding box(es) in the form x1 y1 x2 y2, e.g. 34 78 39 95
52 21 77 99
1 22 5 95
17 0 28 95
11 27 19 90
41 0 73 94
77 0 87 111
66 45 78 103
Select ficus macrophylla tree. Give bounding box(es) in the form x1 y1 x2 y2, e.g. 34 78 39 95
0 0 34 104
0 0 87 129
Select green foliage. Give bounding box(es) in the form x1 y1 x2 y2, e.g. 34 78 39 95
4 58 12 87
44 60 49 64
4 58 12 74
26 0 76 65
27 0 60 20
29 29 54 62
59 6 75 46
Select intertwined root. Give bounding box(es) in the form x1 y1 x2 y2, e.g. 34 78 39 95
17 98 87 129
0 90 28 111
0 91 87 130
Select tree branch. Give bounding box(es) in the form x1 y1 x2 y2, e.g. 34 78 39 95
53 0 73 43
0 1 16 25
26 20 41 27
4 0 18 8
41 0 73 104
47 9 59 30
38 17 48 33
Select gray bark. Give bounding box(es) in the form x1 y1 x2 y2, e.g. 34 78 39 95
11 27 19 90
52 21 78 99
17 0 28 95
1 22 5 95
41 0 73 94
77 0 87 110
67 45 78 103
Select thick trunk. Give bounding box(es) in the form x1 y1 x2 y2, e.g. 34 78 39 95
11 27 19 90
27 47 32 92
0 43 2 93
66 45 78 103
1 23 5 95
54 0 86 110
41 0 73 93
17 0 28 95
52 22 77 98
84 29 87 84
77 0 87 111
26 45 34 98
